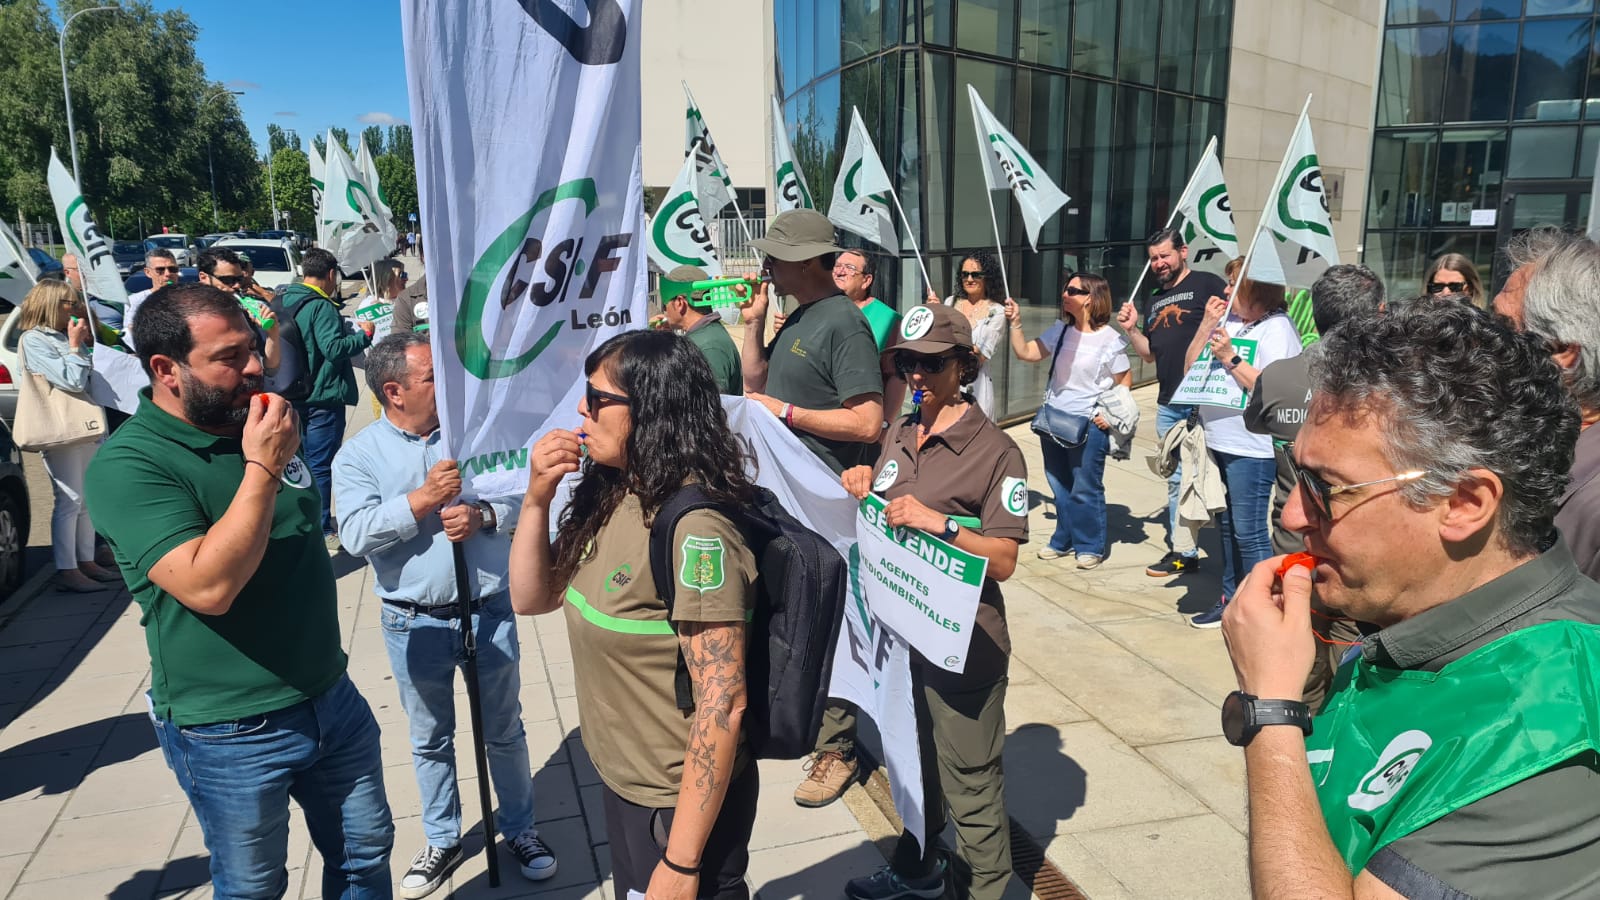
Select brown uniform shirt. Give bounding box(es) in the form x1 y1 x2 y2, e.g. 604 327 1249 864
563 494 758 808
870 404 1028 688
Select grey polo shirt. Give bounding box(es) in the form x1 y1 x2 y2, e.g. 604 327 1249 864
1554 423 1600 582
1358 538 1600 899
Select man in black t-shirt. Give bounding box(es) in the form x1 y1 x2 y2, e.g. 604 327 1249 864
1116 227 1229 576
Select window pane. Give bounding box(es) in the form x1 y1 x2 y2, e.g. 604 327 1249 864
1526 0 1593 14
814 2 841 76
1367 131 1438 229
1582 125 1600 177
1151 94 1195 231
1073 0 1116 77
1507 124 1580 176
778 0 800 91
1119 0 1161 84
1388 0 1451 23
922 53 953 251
1455 0 1523 18
956 0 1017 57
1510 191 1569 227
924 0 953 46
1195 0 1232 97
1066 78 1114 242
843 0 883 62
1015 68 1069 246
1377 27 1450 125
895 53 924 267
1019 0 1070 69
1110 86 1157 241
1159 0 1198 92
1364 232 1429 298
953 59 1014 249
1514 18 1591 121
1433 128 1507 222
1443 24 1518 121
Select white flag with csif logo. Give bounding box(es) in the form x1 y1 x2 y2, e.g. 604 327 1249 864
1245 96 1339 289
47 148 127 307
647 146 722 276
1174 138 1240 277
966 84 1069 252
321 134 391 272
402 0 646 499
770 95 814 213
829 107 900 253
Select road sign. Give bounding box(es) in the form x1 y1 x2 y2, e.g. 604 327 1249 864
408 212 418 222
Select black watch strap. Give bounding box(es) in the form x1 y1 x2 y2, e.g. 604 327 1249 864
1223 691 1312 746
1250 699 1311 732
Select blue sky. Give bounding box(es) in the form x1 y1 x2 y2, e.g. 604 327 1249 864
149 0 411 156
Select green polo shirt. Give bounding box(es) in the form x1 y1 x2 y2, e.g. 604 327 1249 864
857 298 900 351
85 390 347 726
764 293 883 474
685 314 742 395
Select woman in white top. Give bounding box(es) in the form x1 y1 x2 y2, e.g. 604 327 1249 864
15 281 118 593
943 252 1008 420
1003 273 1131 568
1181 257 1303 627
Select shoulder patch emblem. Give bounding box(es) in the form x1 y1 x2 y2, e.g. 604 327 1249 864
1001 476 1028 517
679 534 726 593
1348 730 1432 812
872 460 900 492
280 456 314 490
900 306 935 340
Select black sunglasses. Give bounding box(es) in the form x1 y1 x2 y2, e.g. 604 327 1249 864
959 271 984 280
1426 281 1466 295
894 351 955 377
151 265 179 274
1064 286 1091 296
211 274 243 287
585 381 630 412
1284 448 1427 518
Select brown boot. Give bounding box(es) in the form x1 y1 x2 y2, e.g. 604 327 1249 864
792 750 857 808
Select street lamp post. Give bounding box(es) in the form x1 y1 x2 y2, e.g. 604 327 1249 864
58 5 120 186
266 153 279 231
203 90 244 231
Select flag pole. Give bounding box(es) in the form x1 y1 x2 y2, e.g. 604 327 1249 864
1125 135 1219 310
682 83 755 246
885 188 935 301
453 541 501 887
979 185 1013 303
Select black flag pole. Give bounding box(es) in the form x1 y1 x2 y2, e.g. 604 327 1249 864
453 540 501 887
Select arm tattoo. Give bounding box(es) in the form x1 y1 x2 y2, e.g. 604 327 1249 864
678 620 748 813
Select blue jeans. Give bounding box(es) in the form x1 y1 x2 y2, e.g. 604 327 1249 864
1156 403 1199 557
1211 450 1277 598
150 675 394 899
380 593 536 848
298 404 347 535
1039 425 1111 557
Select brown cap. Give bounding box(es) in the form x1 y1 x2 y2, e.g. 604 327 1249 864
748 209 843 262
894 303 973 354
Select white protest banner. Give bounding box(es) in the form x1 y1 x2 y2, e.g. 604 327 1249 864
1246 97 1339 290
0 220 39 310
403 0 647 500
47 149 127 308
321 134 390 271
1176 140 1240 278
717 397 927 852
647 148 723 276
356 135 399 249
829 107 899 253
966 84 1069 252
1169 338 1261 409
86 348 147 415
855 493 986 673
770 95 814 213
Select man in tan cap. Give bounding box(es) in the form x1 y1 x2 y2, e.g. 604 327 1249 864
741 208 885 808
658 264 742 395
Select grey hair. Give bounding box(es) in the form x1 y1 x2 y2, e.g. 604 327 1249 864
1308 296 1578 555
1501 225 1573 272
365 331 430 405
1520 235 1600 414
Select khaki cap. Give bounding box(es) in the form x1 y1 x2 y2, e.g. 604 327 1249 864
748 209 843 262
894 304 973 354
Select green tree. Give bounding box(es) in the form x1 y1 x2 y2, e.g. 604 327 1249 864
267 123 301 155
329 126 350 156
264 147 312 232
360 125 384 157
373 152 416 225
387 124 413 162
311 132 325 158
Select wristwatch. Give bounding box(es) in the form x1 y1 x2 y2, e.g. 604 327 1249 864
1227 353 1243 369
941 517 960 541
474 500 498 533
1221 691 1312 746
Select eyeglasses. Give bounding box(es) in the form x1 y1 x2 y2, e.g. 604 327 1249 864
399 272 410 280
210 274 243 287
959 271 984 281
832 263 862 276
1285 450 1428 518
1064 286 1091 297
1426 281 1467 295
151 266 179 274
584 381 630 413
893 351 955 377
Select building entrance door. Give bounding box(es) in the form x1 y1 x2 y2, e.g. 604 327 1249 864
1493 180 1592 290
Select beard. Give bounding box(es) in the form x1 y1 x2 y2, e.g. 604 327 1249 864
179 368 262 428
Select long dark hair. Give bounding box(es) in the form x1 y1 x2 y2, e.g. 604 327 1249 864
958 251 1003 301
550 330 760 587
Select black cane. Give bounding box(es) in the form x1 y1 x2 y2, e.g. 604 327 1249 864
453 541 501 887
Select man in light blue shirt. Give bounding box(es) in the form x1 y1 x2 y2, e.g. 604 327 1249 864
332 332 556 898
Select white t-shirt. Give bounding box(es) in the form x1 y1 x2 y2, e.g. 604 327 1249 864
1038 322 1131 416
1200 312 1303 458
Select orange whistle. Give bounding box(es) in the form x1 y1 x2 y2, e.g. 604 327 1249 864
1276 552 1319 580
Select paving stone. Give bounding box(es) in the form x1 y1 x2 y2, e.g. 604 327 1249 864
1099 617 1238 709
747 832 883 900
0 793 67 856
7 863 164 899
62 755 184 819
0 745 96 804
0 641 75 677
1003 721 1205 837
1071 813 1250 899
749 758 860 852
21 801 187 881
0 851 28 896
1138 737 1248 834
1041 833 1136 900
1003 680 1093 730
0 612 103 649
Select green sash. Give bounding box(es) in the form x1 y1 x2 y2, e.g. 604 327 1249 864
1307 620 1600 872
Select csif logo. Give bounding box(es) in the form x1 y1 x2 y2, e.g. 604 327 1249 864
456 178 634 380
516 0 626 65
651 189 717 268
776 161 813 209
987 134 1036 192
1278 154 1332 238
842 160 892 217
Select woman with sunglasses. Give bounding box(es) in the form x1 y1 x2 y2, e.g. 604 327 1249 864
940 252 1009 421
1003 273 1130 569
511 330 763 900
1182 257 1303 628
839 303 1027 900
1422 253 1483 307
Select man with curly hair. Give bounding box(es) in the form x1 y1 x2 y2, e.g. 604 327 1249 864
1222 297 1600 899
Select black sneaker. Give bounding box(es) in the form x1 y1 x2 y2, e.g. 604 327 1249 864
1189 596 1227 629
399 844 463 899
845 861 946 900
507 829 558 881
1146 552 1201 577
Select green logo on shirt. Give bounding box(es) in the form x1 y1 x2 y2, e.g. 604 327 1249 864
1002 477 1027 516
679 535 726 592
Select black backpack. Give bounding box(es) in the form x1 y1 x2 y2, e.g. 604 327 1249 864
265 290 319 402
648 484 847 760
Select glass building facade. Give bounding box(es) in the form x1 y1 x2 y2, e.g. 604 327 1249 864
774 0 1234 421
1366 0 1600 296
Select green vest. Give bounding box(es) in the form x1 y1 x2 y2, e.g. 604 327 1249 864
1308 620 1600 872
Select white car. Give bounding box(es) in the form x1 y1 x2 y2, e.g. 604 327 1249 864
145 233 194 266
215 239 303 291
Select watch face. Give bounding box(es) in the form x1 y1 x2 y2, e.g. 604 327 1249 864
1221 691 1250 745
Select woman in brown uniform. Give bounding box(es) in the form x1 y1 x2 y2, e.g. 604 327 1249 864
509 330 762 900
841 304 1029 900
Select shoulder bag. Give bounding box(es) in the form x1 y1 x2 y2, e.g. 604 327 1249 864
1030 323 1091 448
12 343 106 451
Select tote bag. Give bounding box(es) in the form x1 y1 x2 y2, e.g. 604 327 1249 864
13 343 105 451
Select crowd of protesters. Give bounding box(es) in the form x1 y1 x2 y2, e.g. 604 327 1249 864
13 206 1600 899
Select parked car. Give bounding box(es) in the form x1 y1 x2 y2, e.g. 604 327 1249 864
144 234 194 266
26 248 62 276
112 241 145 277
0 420 30 597
216 238 301 291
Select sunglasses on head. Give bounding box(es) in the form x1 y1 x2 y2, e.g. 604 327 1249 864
1284 449 1428 518
893 351 955 377
1426 281 1467 295
584 381 630 413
